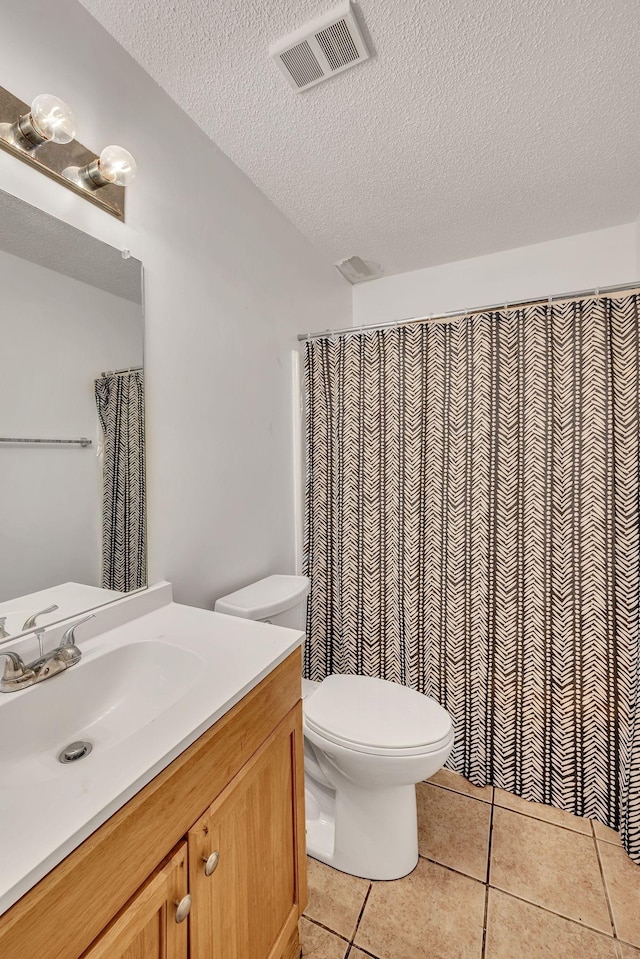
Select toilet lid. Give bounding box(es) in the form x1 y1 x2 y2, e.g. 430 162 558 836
304 674 452 751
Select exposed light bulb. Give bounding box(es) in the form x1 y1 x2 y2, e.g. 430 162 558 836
29 94 76 144
63 144 138 193
0 93 76 152
97 145 137 186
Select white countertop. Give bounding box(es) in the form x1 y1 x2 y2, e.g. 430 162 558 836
0 592 303 915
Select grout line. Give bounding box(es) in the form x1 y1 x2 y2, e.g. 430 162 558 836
594 833 617 939
480 796 496 958
426 779 493 804
480 884 491 959
487 884 618 939
491 802 596 838
347 944 381 959
591 819 623 847
417 852 486 885
428 777 599 840
301 914 351 944
350 883 372 946
486 790 496 885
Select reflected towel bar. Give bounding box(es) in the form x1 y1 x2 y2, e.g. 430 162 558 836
0 437 92 448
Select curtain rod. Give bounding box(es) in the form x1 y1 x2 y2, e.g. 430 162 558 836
0 436 92 448
297 280 640 342
100 365 143 377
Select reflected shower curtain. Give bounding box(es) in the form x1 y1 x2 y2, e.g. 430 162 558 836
95 370 146 592
304 294 640 862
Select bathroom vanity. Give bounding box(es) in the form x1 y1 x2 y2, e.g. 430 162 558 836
0 588 306 959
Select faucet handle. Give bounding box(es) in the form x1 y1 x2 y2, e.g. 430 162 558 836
60 614 96 648
0 650 36 692
0 617 9 640
22 604 59 632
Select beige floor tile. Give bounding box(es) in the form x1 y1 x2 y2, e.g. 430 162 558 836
300 918 349 958
618 943 640 958
304 857 370 940
598 841 640 947
593 820 622 845
484 888 617 959
354 857 485 959
428 768 493 802
349 952 380 959
494 788 591 834
417 782 491 880
490 807 611 933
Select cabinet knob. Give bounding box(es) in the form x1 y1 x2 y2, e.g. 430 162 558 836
175 894 192 923
202 850 220 877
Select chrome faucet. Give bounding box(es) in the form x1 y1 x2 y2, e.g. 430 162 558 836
0 614 95 693
0 617 9 640
22 604 59 632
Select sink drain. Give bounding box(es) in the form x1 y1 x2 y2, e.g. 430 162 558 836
59 741 93 764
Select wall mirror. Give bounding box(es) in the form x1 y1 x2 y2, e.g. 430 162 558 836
0 188 145 642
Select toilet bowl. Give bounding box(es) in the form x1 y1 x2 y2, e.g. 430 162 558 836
215 575 454 881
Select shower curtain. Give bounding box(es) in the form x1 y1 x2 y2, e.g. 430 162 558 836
304 293 640 862
95 370 146 592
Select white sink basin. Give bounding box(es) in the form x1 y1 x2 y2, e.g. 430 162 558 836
0 640 203 785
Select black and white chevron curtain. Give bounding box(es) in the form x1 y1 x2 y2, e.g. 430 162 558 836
95 370 147 593
304 293 640 862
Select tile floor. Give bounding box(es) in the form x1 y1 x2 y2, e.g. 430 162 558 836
299 769 640 959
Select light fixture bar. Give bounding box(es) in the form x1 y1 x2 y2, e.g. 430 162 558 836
0 86 126 221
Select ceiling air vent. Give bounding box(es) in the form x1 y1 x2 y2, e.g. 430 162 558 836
270 1 370 93
336 256 382 284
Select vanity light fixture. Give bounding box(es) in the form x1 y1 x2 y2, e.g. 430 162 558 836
63 144 137 192
0 94 76 152
0 84 133 221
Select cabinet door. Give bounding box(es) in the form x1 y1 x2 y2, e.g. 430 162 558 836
81 843 189 959
189 703 306 959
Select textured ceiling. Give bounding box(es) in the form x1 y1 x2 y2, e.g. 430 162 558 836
80 0 640 277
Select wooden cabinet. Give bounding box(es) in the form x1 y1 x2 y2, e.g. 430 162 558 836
0 651 305 959
189 704 305 959
80 844 189 959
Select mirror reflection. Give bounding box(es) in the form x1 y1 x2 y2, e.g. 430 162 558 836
0 189 145 639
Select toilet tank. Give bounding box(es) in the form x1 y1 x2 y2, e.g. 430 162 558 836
214 575 310 630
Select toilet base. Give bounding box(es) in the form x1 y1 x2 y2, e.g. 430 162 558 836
305 776 419 881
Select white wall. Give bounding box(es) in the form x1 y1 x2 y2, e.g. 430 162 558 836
353 224 639 327
0 249 142 602
0 0 351 609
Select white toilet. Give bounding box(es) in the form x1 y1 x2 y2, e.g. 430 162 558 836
215 574 454 881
